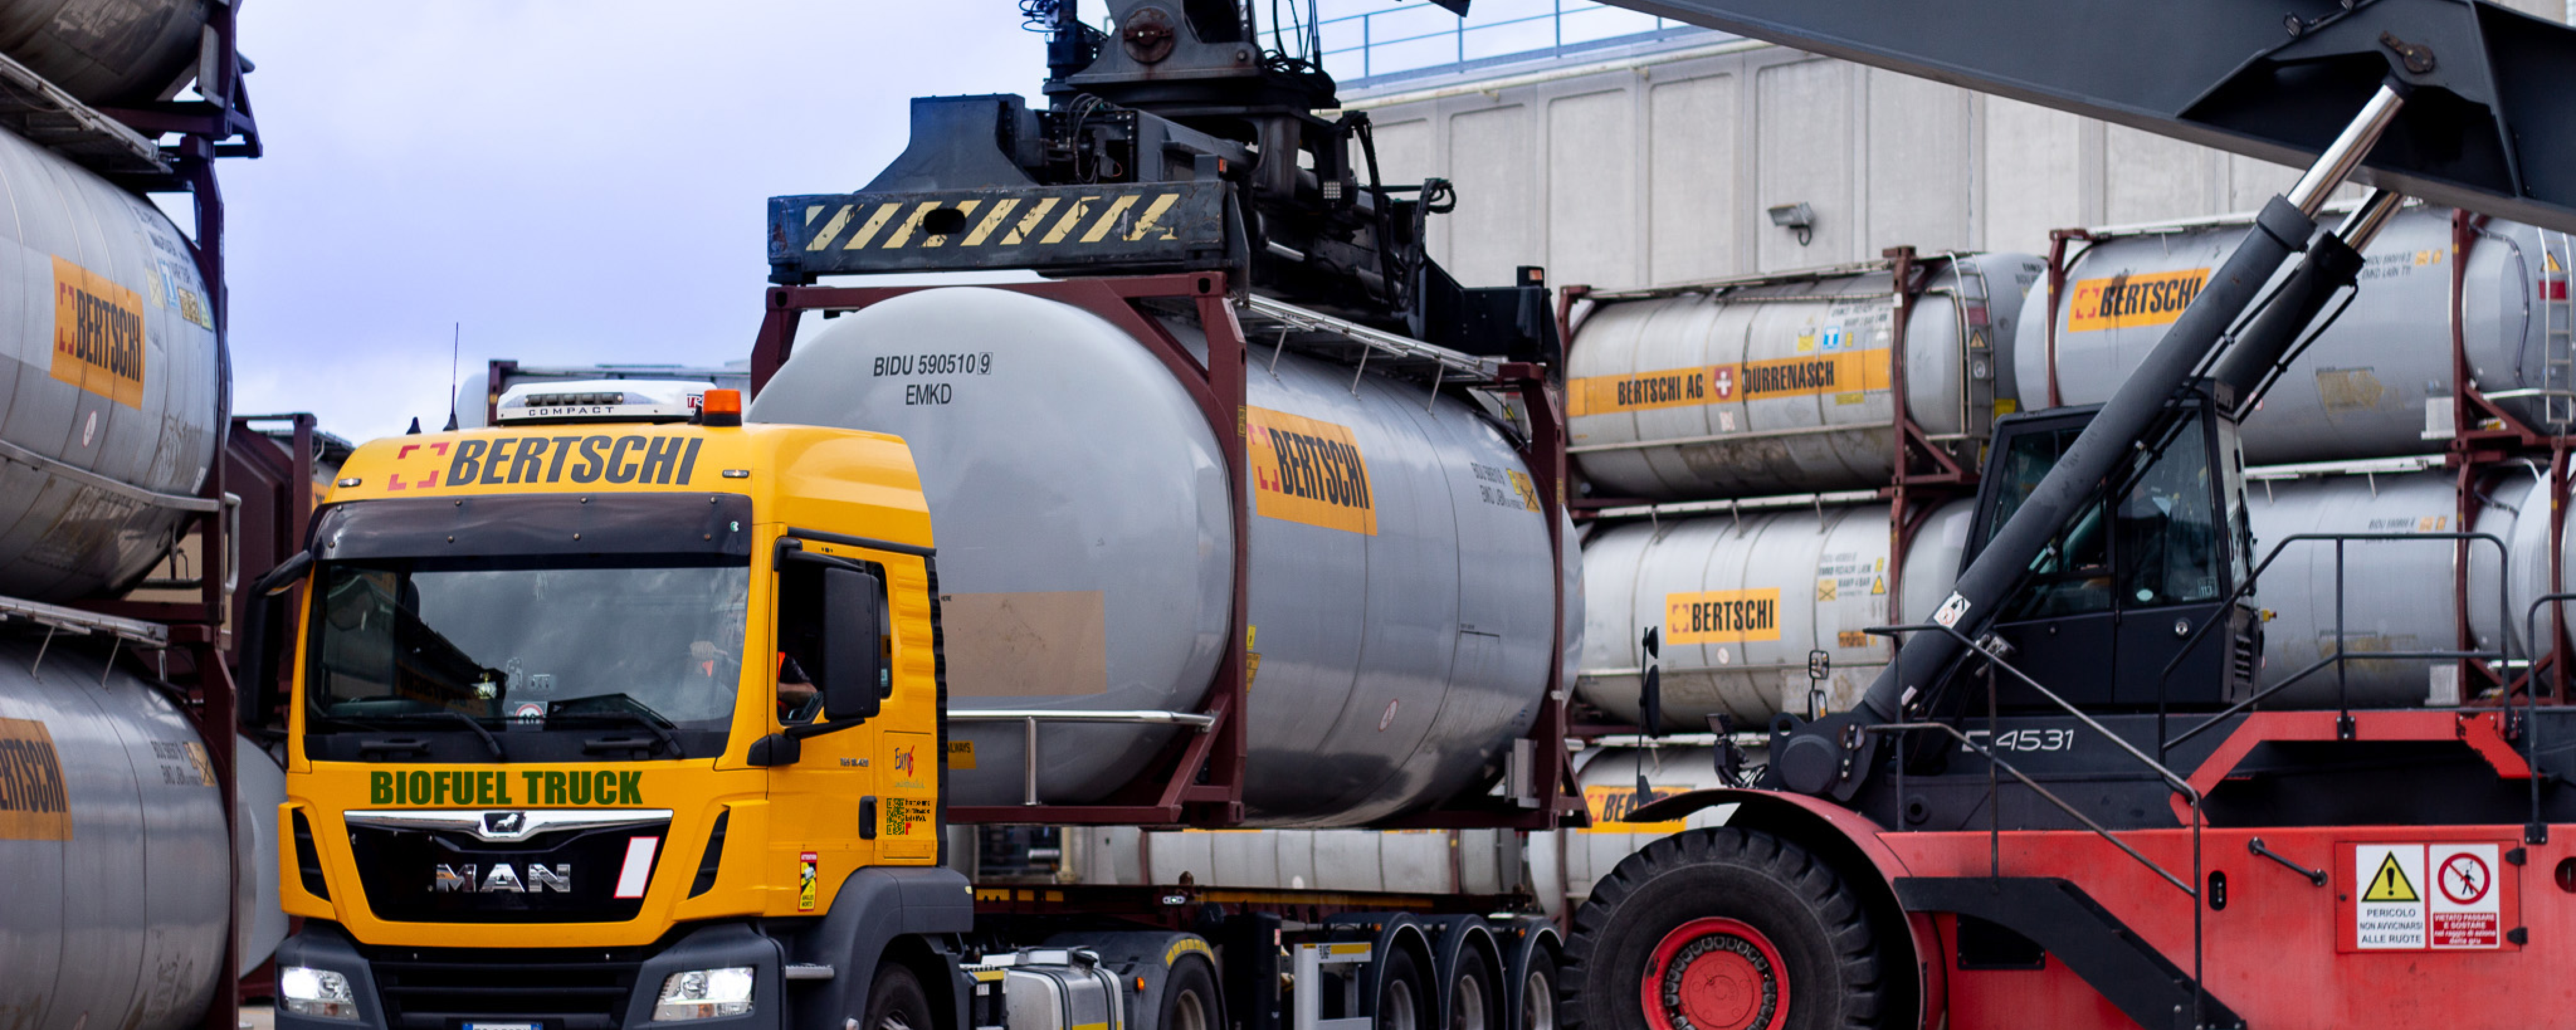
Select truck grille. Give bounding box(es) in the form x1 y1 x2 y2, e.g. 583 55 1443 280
365 946 647 1030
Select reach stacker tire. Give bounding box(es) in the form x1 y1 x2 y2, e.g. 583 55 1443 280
1562 827 1888 1030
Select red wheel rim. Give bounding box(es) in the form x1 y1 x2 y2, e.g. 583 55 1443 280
1638 917 1789 1030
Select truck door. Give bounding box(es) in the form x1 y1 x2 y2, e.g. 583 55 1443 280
765 546 894 911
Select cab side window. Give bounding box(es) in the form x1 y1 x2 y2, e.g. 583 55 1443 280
775 552 892 724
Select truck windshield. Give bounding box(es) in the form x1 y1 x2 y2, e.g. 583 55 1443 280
304 555 751 754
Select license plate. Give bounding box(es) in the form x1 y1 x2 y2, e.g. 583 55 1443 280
465 1023 541 1030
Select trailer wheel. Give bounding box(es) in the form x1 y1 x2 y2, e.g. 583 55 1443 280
1160 955 1220 1030
1519 949 1557 1030
1449 947 1500 1030
1562 827 1883 1030
1378 946 1433 1030
862 962 935 1030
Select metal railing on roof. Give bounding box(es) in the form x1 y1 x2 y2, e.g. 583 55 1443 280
1314 0 1723 90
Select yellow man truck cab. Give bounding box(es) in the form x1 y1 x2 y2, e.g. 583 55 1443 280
260 382 977 1030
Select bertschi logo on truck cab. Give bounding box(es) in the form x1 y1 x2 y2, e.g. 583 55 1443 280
371 435 707 491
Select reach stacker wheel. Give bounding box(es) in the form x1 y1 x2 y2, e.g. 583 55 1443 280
1562 827 1886 1030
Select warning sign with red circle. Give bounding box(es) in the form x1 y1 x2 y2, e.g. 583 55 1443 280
2439 852 2491 905
2428 843 2501 948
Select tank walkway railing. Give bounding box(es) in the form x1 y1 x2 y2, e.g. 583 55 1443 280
1 592 175 688
1236 293 1503 391
1862 618 2213 1024
2159 531 2513 754
950 709 1220 806
0 47 166 174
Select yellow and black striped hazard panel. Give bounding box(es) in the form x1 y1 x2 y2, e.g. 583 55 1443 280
767 182 1228 277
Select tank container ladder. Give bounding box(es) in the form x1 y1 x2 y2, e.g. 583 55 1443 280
1865 619 2230 1030
2545 230 2575 431
1952 252 1999 450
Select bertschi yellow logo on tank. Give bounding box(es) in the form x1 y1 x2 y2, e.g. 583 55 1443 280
1665 588 1783 645
1246 406 1376 535
0 718 70 842
50 256 146 409
2066 268 2211 333
1568 350 1890 417
1580 784 1687 835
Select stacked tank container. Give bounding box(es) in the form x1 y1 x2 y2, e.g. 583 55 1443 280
1564 253 2041 730
0 7 286 1030
2018 206 2576 465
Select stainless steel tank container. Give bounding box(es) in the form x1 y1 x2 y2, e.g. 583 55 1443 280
1574 500 1973 730
748 287 1575 827
0 0 207 106
2017 207 2575 465
0 632 256 1030
0 121 222 602
2239 467 2576 707
1567 254 2044 500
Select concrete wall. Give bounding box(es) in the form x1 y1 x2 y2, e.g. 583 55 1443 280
1349 38 2381 292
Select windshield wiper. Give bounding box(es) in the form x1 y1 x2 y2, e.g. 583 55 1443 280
332 709 505 760
548 694 683 756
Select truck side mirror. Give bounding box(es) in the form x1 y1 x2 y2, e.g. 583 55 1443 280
820 566 886 723
237 550 314 731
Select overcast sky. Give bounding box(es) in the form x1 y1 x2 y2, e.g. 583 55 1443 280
222 2 1048 442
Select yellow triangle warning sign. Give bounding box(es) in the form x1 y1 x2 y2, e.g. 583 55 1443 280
1871 576 1886 596
2365 853 2420 902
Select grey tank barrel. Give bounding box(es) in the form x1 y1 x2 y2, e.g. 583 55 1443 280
2209 190 2405 409
1776 90 2413 797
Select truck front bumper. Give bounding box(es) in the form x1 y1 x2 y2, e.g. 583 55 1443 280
273 921 787 1030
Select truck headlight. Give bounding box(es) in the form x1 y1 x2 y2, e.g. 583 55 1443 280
279 966 361 1021
653 966 755 1021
